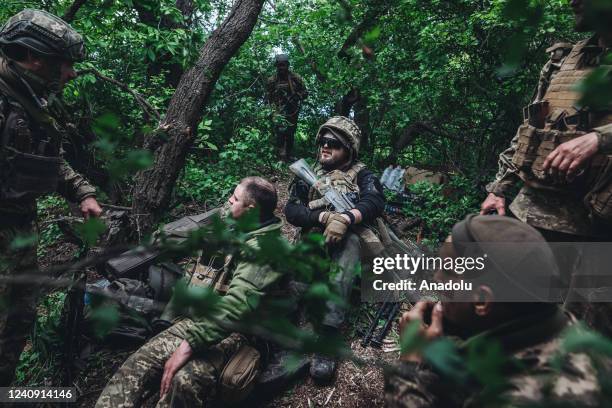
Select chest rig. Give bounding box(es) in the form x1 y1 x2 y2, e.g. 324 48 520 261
512 38 612 222
513 39 612 190
308 162 386 259
0 77 63 201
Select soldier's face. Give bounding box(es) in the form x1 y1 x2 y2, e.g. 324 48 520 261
276 62 289 75
58 60 77 89
228 183 255 219
571 0 588 31
27 55 77 91
319 132 350 169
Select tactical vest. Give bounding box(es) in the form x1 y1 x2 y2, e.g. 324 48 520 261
0 77 63 201
512 39 612 221
308 162 386 259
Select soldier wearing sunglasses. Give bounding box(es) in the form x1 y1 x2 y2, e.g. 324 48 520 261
284 116 385 382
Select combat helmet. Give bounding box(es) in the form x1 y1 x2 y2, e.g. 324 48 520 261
0 9 85 62
316 116 362 159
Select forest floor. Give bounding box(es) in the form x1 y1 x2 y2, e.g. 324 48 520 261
30 173 411 407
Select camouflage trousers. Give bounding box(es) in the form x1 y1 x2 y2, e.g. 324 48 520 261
537 228 612 337
96 319 247 408
0 214 39 386
323 232 361 328
273 113 298 160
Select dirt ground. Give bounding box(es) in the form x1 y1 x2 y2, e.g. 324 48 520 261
34 174 411 407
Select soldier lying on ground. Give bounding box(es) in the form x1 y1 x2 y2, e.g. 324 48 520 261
385 215 606 407
284 116 385 382
96 177 287 407
0 9 102 386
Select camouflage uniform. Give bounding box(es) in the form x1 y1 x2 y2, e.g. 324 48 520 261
96 219 286 407
0 10 96 385
385 308 604 407
266 67 308 160
487 36 612 236
486 36 612 313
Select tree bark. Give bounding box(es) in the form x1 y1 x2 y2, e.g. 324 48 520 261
62 0 88 22
131 0 264 233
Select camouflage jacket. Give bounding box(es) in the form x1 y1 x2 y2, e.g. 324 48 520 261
266 71 308 117
385 308 604 407
169 218 287 353
0 56 95 216
486 36 612 236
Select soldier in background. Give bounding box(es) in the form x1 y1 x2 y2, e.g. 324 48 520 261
385 215 604 407
480 0 612 320
284 116 385 382
0 9 102 385
266 54 308 161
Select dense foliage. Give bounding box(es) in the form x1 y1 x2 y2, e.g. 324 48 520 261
4 1 612 403
0 0 582 236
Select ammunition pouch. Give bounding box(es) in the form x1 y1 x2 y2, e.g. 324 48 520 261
219 345 261 405
1 146 61 198
514 127 587 190
512 123 539 172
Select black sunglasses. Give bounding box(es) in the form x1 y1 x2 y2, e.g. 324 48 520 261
318 137 344 150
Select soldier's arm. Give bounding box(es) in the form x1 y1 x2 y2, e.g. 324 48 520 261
284 177 324 228
485 127 521 197
184 261 284 353
293 74 308 100
56 159 97 203
265 76 276 105
384 361 443 408
595 124 612 153
354 169 385 223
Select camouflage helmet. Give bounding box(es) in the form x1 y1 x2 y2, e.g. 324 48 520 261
0 9 85 62
316 116 362 157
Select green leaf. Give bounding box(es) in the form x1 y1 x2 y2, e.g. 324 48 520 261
75 218 107 246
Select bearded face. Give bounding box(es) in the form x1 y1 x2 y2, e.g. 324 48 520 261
317 131 351 170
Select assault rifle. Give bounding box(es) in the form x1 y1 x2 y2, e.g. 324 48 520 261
289 159 355 211
360 302 401 348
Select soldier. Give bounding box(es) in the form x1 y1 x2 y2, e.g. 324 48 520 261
266 54 308 161
96 177 286 407
0 9 102 385
480 1 612 307
385 215 605 407
284 116 385 382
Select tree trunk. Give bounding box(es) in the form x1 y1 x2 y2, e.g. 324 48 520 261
132 0 264 233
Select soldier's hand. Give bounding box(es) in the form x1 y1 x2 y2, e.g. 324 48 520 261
543 132 599 182
160 340 193 398
80 197 103 220
399 301 443 363
480 193 505 216
322 212 350 245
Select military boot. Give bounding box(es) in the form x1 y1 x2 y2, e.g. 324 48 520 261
309 354 337 383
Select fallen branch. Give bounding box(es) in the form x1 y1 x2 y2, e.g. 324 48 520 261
77 68 161 121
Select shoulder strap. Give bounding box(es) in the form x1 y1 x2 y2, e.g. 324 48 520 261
345 162 366 182
0 77 61 136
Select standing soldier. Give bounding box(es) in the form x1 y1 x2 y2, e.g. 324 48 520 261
284 116 385 382
480 0 612 311
266 54 308 161
0 9 102 385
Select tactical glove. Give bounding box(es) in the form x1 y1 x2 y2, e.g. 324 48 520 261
322 212 350 245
